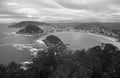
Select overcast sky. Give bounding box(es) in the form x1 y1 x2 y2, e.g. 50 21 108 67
0 0 120 22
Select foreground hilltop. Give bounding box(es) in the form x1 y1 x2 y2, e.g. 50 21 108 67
8 21 50 28
0 42 120 78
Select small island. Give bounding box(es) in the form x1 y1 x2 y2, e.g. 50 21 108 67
43 35 65 47
42 35 67 55
17 25 43 34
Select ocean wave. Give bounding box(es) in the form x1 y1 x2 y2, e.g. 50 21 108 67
24 35 33 37
12 43 45 56
0 40 46 57
35 39 45 45
13 44 33 50
7 32 16 35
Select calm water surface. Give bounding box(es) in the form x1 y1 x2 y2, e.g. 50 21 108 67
0 25 33 64
44 32 118 50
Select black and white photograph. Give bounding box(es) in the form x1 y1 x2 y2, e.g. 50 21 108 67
0 0 120 78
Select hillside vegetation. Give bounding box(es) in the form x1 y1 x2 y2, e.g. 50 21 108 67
0 36 120 78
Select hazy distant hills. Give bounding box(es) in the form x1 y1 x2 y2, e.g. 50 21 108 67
8 21 50 28
7 21 120 31
76 22 120 30
54 22 120 30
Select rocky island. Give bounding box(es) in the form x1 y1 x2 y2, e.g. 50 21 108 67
43 35 65 47
43 35 67 54
17 25 43 34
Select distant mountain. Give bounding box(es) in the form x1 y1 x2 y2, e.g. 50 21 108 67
17 25 43 34
8 21 50 28
68 22 120 30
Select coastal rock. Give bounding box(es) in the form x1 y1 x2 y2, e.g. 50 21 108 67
17 25 43 34
43 35 67 49
43 35 63 46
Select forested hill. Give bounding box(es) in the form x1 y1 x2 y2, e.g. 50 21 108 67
8 21 50 28
0 34 120 78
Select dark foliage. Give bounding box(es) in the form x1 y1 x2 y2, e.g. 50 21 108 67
17 25 43 34
0 43 120 78
43 35 63 44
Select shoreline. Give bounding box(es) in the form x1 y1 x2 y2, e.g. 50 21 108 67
43 31 120 49
42 31 118 43
80 32 120 49
86 33 117 42
56 31 118 42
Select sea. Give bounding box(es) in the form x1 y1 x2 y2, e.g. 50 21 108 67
0 24 45 64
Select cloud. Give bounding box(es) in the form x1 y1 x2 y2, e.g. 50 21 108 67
56 0 120 11
0 0 120 22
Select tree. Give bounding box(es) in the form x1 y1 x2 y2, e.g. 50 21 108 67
86 43 120 78
0 64 6 78
4 61 25 78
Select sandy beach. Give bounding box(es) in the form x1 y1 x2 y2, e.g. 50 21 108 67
86 33 120 49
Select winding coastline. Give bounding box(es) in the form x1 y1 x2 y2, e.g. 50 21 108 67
39 31 120 49
86 32 120 49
